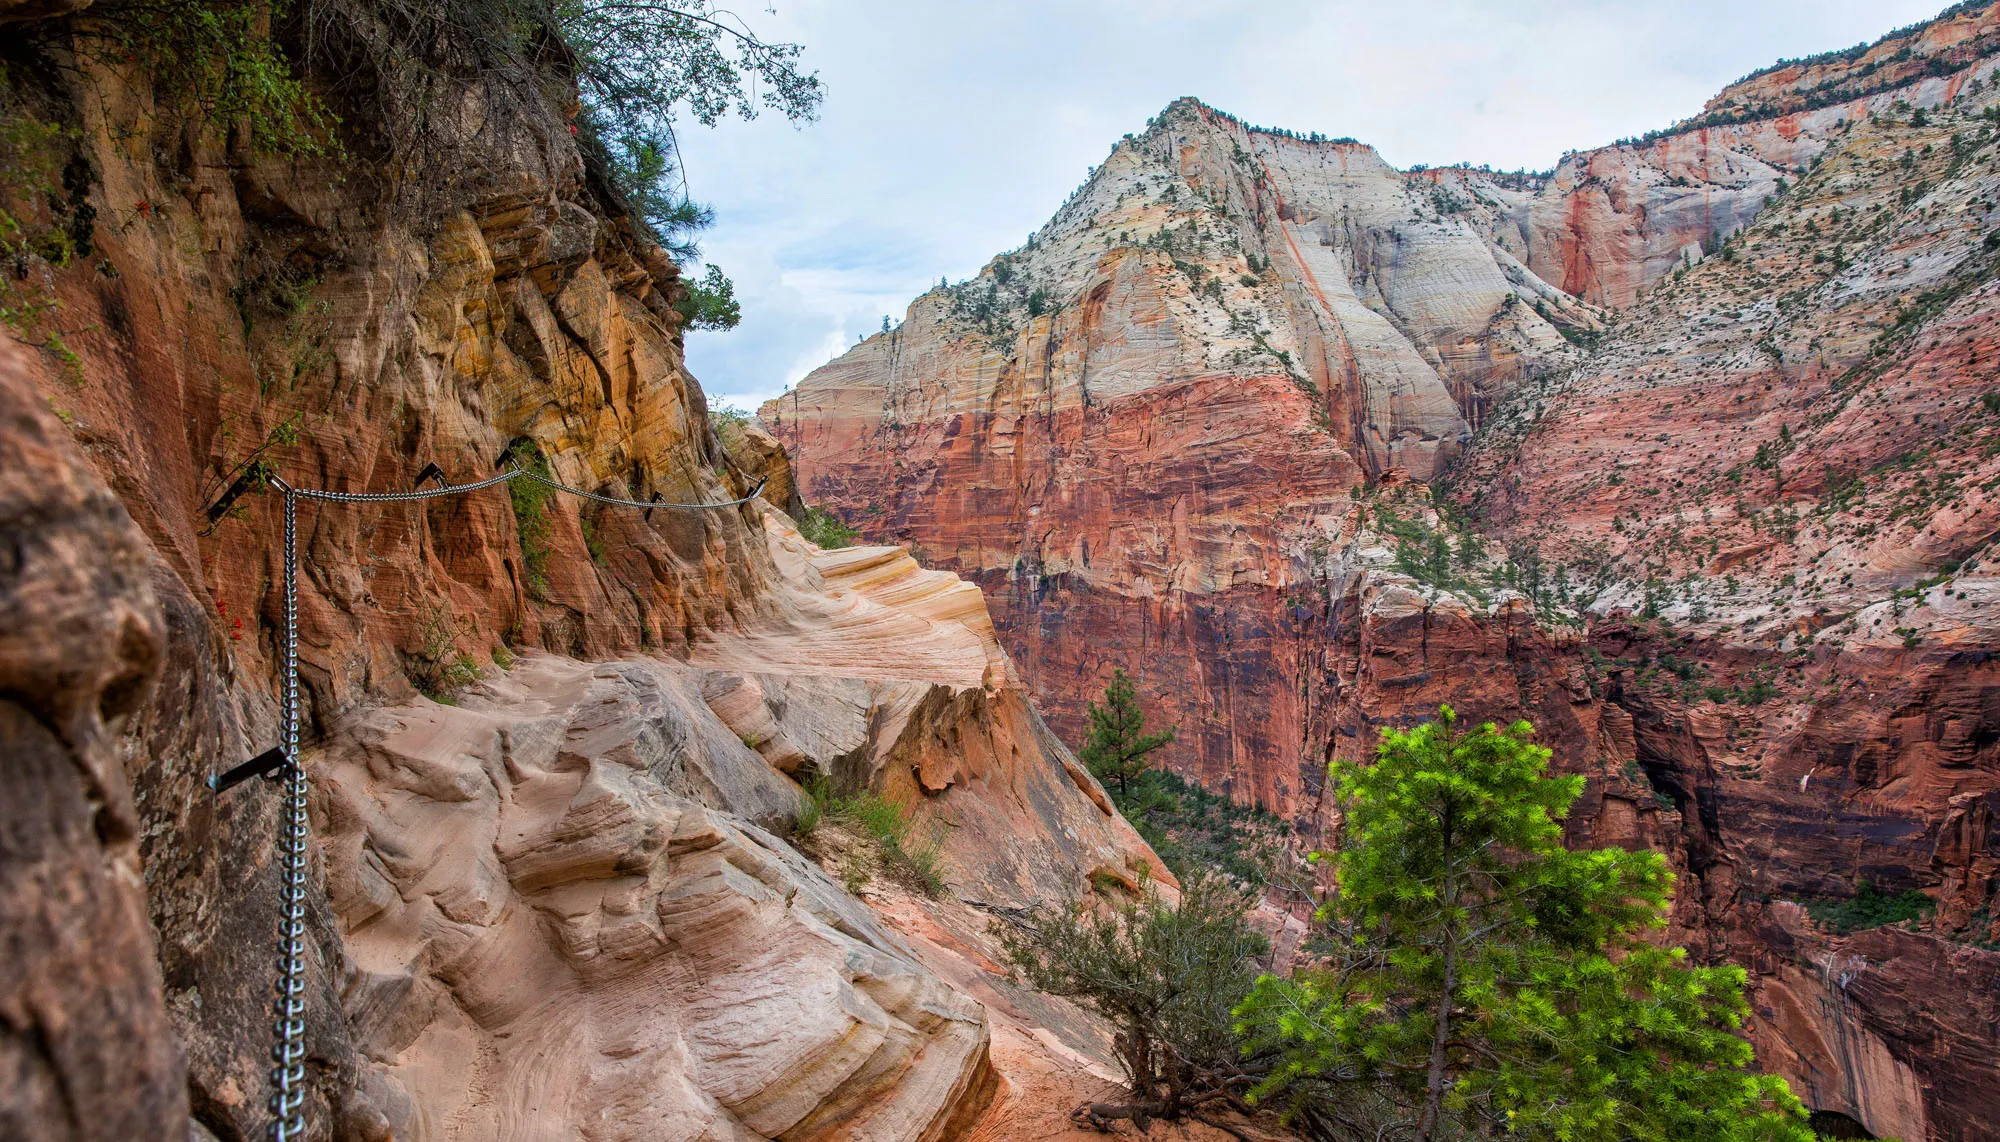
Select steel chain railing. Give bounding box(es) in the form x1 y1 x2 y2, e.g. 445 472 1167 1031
225 463 762 1140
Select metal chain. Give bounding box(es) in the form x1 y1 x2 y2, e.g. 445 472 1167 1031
518 468 765 510
269 489 307 1140
274 466 764 508
250 461 761 1139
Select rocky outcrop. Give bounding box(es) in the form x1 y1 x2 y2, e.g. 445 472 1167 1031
766 9 2000 1138
0 339 183 1139
300 506 1164 1140
0 15 1170 1142
1456 29 2000 1141
319 655 992 1141
766 98 1597 814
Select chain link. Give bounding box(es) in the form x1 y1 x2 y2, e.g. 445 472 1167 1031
272 467 765 508
268 490 307 1140
251 462 761 1139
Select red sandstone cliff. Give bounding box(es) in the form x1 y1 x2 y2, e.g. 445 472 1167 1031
767 9 2000 1138
0 9 1183 1141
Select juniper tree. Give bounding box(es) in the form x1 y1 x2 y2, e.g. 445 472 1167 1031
996 872 1270 1130
1235 707 1816 1142
1080 669 1176 799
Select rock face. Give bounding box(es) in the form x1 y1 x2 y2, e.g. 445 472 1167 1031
0 15 1164 1142
313 507 1171 1139
0 338 184 1139
767 8 2000 1139
1453 40 2000 1140
767 97 1598 813
320 655 993 1142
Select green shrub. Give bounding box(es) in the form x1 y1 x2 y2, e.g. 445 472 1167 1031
995 871 1269 1127
802 785 947 897
0 84 90 381
793 772 831 840
78 0 339 159
407 603 481 702
503 439 556 595
795 505 858 549
1808 880 1933 934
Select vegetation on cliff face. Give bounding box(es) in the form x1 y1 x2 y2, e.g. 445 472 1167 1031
1807 880 1936 935
1078 670 1301 892
998 872 1272 1132
793 777 948 897
1237 709 1815 1142
1010 709 1815 1141
794 505 858 548
6 0 817 333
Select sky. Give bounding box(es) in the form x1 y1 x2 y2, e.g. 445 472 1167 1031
678 0 1948 412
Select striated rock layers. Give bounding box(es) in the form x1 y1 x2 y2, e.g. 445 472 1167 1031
769 7 2000 1139
767 95 1598 813
1452 33 2000 1140
314 519 1164 1139
0 12 1161 1142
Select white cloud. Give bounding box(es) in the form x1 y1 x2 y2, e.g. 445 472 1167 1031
682 0 1947 407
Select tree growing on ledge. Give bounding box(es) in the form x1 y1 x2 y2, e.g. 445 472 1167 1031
1235 707 1818 1142
996 872 1271 1133
1080 669 1176 798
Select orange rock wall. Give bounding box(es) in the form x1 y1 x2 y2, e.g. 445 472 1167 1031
771 14 2000 1137
0 23 1167 1142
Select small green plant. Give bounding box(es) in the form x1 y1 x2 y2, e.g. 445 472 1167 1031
0 88 92 384
407 603 481 703
798 781 948 897
793 772 831 841
795 505 858 549
834 790 947 895
198 412 306 534
503 439 557 595
79 0 340 159
1807 880 1933 934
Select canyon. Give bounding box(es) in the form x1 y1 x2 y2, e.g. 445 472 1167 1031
0 7 1185 1140
768 5 2000 1140
6 1 2000 1140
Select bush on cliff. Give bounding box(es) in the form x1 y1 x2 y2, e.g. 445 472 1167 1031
794 506 857 549
1235 707 1818 1142
792 776 946 897
996 871 1274 1132
1807 880 1933 934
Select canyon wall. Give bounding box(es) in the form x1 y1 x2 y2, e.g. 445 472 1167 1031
767 95 1595 814
0 10 1169 1141
767 6 2000 1138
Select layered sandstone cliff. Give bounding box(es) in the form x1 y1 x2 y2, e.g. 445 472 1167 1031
0 11 1172 1142
766 8 2000 1139
1454 46 2000 1142
766 96 1600 814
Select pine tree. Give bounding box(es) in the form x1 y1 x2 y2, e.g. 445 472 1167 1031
1235 707 1816 1142
1079 669 1176 799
